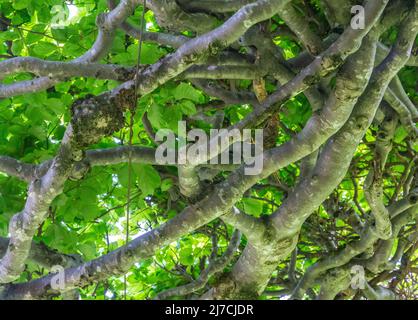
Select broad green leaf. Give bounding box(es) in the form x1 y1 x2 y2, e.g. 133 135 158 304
133 164 161 196
242 198 264 216
174 83 203 103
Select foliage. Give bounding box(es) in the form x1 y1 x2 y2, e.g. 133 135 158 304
0 0 417 300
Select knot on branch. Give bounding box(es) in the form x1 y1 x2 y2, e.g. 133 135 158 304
320 54 343 74
69 160 91 181
373 222 392 240
114 67 136 82
113 87 137 111
210 271 239 299
407 188 418 204
71 94 125 147
303 74 321 86
207 40 224 57
96 13 112 34
8 213 26 241
354 115 370 132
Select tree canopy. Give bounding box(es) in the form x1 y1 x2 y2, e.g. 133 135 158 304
0 0 417 300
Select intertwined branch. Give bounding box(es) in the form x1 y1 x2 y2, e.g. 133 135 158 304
0 0 417 300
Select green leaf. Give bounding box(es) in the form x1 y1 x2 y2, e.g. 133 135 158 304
180 100 197 116
46 98 66 115
161 178 173 192
28 126 46 140
140 43 165 64
242 198 264 216
25 24 47 44
394 126 408 143
11 40 24 56
12 0 30 10
335 219 346 227
78 242 97 260
133 164 161 196
148 102 167 129
174 83 203 103
32 41 57 56
117 165 134 188
179 247 194 266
